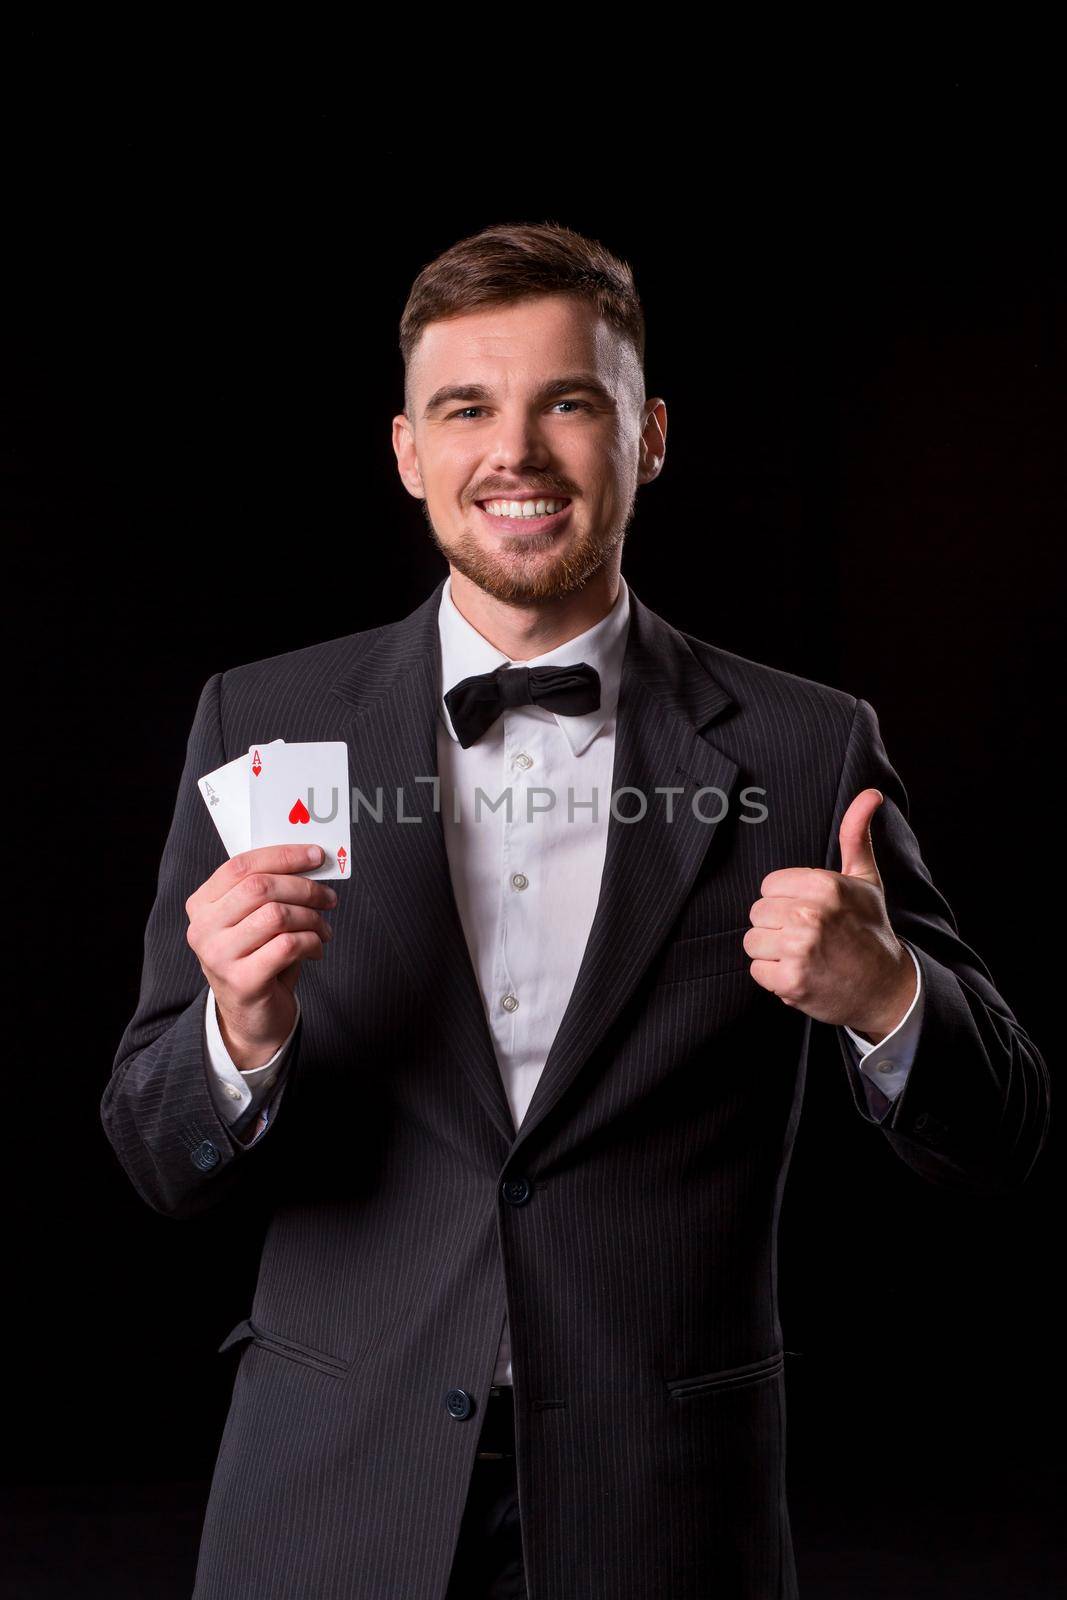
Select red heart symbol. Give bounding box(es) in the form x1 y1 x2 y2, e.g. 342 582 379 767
289 798 311 825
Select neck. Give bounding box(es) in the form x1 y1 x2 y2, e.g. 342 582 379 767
447 559 622 661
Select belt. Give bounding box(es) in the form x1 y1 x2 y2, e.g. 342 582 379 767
474 1384 515 1461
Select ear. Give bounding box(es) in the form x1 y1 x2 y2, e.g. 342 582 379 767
639 398 667 485
392 412 426 501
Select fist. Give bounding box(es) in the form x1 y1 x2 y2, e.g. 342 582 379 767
744 789 916 1042
185 842 337 1071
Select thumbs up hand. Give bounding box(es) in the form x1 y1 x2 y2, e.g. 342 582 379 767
744 789 917 1042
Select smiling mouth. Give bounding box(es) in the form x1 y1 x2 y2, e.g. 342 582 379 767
474 496 574 534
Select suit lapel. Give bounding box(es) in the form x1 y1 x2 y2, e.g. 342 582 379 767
330 580 518 1142
330 576 739 1153
512 588 739 1150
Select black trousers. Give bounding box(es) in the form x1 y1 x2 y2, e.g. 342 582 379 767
445 1385 527 1600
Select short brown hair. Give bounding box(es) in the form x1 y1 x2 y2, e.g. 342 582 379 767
399 220 646 415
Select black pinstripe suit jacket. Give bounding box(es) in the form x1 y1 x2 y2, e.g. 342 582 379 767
101 575 1050 1599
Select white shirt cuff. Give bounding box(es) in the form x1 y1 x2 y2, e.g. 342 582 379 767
841 941 924 1100
203 986 301 1125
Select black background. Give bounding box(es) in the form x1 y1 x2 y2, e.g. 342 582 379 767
5 82 1063 1596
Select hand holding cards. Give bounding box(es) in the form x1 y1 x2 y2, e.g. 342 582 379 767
198 741 351 880
184 842 338 1073
192 740 349 1070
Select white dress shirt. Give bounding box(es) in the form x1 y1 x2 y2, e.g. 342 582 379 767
203 573 925 1384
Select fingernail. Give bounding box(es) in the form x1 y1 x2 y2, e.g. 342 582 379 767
308 846 324 864
323 923 334 940
325 888 338 905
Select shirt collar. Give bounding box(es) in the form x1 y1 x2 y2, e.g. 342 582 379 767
437 571 631 756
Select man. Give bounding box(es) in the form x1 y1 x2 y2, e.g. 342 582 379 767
101 222 1050 1600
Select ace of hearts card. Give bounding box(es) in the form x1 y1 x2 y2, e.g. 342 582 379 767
247 741 351 880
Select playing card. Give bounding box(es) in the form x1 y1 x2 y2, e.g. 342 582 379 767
247 741 351 880
198 740 284 856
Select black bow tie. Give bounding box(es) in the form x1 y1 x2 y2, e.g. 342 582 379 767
444 661 602 750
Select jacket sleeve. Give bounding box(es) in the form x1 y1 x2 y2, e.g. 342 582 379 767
822 696 1051 1194
100 671 300 1218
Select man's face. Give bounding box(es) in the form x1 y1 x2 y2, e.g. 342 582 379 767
393 293 664 606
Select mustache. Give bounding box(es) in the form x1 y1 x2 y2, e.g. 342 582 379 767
469 486 576 502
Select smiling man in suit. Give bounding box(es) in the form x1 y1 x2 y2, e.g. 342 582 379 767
102 221 1050 1600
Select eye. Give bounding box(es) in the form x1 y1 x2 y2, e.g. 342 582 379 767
447 399 592 421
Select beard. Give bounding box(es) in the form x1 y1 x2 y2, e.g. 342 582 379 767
421 492 636 607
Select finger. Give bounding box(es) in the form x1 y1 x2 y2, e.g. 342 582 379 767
750 902 828 932
759 866 841 901
747 897 790 928
838 788 884 884
748 952 809 1005
743 928 782 962
210 870 338 932
748 956 789 995
277 962 303 996
189 844 328 914
214 902 334 964
236 930 328 990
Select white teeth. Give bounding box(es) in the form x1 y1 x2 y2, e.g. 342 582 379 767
483 498 567 518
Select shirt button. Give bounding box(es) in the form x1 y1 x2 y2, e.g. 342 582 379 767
501 994 519 1013
510 872 529 890
875 1059 896 1073
224 1084 241 1101
514 753 533 770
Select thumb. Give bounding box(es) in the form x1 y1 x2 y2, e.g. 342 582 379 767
838 788 884 884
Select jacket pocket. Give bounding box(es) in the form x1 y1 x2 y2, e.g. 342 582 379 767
665 1348 784 1398
218 1316 351 1378
652 925 751 987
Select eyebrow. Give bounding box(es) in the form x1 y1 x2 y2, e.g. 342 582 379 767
422 373 617 419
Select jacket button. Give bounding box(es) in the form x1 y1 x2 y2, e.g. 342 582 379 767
502 1177 531 1205
445 1388 473 1419
914 1113 930 1131
191 1140 220 1170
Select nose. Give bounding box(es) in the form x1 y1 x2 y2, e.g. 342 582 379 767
486 405 552 476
